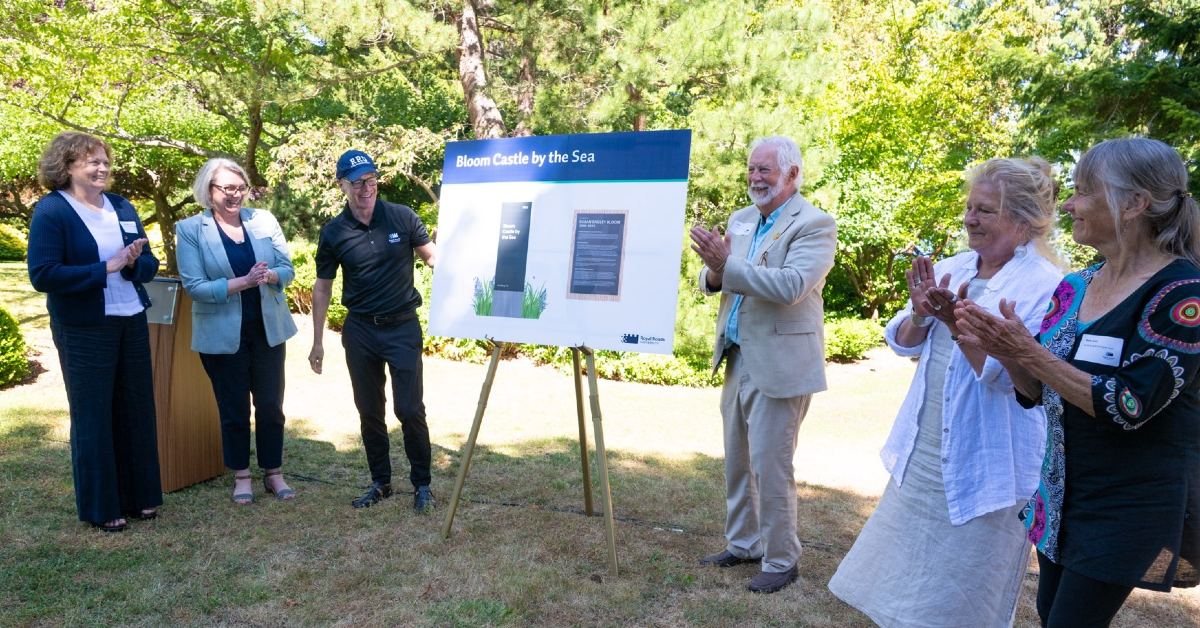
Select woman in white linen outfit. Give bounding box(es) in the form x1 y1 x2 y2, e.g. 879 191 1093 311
828 158 1064 627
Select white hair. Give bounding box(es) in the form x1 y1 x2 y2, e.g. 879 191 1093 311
749 136 804 187
192 158 249 210
1075 137 1200 265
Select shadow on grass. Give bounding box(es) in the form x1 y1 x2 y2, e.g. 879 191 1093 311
1 419 1195 627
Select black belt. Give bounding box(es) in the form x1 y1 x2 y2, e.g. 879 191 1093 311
350 310 417 326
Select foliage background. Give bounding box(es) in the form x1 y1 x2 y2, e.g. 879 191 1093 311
1 0 1196 383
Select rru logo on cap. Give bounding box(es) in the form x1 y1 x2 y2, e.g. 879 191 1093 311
349 156 369 166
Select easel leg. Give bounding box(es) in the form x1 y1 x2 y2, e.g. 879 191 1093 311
583 348 619 576
441 343 504 539
572 348 594 516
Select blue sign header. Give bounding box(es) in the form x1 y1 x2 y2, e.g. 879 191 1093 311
441 129 691 184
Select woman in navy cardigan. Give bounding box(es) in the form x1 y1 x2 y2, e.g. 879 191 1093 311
27 132 162 532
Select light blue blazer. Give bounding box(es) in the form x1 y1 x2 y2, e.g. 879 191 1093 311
175 207 298 354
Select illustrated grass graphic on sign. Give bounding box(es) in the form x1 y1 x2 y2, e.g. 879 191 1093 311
472 277 548 319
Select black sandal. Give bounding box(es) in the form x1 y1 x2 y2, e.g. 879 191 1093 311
126 508 158 520
232 471 253 504
90 519 127 533
263 470 296 500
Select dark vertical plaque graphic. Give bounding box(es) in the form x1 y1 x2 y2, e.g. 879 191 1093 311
491 201 533 317
567 210 628 302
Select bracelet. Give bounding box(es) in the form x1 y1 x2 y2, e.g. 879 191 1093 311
910 314 933 328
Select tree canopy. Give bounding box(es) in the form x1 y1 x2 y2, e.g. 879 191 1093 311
1 0 1196 314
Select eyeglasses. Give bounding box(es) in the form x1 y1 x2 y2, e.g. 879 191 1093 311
211 183 249 195
348 177 378 191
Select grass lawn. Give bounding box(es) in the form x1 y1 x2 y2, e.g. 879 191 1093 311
2 260 1197 626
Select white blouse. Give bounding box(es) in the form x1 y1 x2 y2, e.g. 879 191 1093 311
879 245 1063 524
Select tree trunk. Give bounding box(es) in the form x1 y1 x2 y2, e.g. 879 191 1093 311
513 6 537 137
0 184 33 223
150 185 180 275
626 83 646 131
457 0 507 139
245 100 266 186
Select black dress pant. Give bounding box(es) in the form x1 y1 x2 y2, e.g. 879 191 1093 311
51 312 162 524
1036 551 1133 627
341 314 430 489
198 317 286 470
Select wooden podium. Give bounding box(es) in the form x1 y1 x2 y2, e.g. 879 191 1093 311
144 278 224 492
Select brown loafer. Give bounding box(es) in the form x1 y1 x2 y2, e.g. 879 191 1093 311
699 549 760 568
747 565 798 593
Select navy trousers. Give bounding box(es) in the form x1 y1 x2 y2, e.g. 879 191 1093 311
51 312 162 524
198 317 287 470
341 314 430 489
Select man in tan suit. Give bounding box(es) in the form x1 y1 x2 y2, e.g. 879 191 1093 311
689 136 837 593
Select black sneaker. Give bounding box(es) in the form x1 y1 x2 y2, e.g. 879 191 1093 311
352 481 392 509
414 485 435 514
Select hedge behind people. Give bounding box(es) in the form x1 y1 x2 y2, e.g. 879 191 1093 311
0 224 26 261
0 305 30 387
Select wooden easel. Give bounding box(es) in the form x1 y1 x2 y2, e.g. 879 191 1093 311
440 343 619 576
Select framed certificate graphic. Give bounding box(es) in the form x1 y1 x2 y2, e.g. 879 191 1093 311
567 210 627 302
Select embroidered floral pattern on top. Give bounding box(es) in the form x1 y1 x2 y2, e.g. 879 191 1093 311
1140 279 1200 353
1100 348 1186 429
1169 297 1200 327
1023 266 1097 559
1040 275 1084 337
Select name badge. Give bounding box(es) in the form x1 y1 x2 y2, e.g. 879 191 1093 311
1076 334 1123 367
730 221 754 236
120 220 138 234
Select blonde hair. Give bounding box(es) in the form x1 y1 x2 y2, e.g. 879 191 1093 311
967 157 1062 265
37 132 112 191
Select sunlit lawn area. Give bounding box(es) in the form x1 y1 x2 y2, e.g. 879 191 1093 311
2 261 1197 626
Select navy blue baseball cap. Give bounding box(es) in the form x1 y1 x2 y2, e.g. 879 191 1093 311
336 150 377 182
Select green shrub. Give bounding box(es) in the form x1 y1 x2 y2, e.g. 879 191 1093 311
286 240 348 331
0 224 27 261
0 306 30 387
825 316 883 363
520 345 716 387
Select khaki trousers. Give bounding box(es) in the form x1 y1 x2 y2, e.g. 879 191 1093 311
720 346 811 573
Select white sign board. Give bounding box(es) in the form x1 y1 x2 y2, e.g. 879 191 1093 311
429 130 692 354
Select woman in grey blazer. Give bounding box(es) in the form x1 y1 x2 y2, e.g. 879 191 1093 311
176 158 298 504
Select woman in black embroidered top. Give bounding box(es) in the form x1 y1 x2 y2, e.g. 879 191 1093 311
956 137 1200 627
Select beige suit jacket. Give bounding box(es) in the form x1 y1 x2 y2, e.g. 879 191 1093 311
699 193 837 398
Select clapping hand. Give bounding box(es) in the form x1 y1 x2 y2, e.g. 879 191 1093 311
905 256 962 326
689 224 731 274
954 298 1035 360
105 238 148 273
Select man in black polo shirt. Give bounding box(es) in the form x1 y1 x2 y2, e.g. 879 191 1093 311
308 149 438 512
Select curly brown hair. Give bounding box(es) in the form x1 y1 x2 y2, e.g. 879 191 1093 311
37 132 112 191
